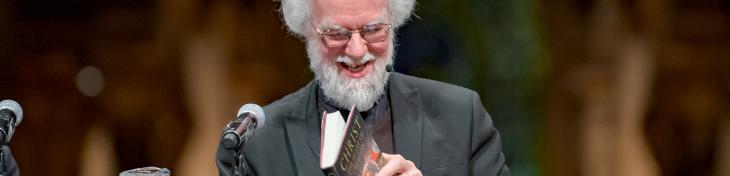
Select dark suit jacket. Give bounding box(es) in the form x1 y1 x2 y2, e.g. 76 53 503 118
217 73 509 176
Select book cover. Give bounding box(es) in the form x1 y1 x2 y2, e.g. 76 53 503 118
320 106 385 176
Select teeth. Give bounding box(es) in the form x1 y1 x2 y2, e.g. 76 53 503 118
341 61 367 72
348 65 364 72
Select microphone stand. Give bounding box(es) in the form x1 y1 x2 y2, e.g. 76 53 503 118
224 105 264 176
226 124 250 176
225 117 257 176
233 146 248 176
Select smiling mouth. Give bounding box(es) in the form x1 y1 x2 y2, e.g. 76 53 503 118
339 61 369 73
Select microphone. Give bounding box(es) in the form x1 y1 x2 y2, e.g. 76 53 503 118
0 100 22 145
385 64 394 72
222 104 266 149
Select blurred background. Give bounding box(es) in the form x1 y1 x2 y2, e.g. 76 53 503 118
0 0 728 175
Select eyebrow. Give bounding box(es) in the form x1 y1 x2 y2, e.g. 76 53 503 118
368 15 387 25
317 22 344 30
316 14 387 30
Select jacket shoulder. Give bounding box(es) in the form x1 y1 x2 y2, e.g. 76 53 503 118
261 81 313 124
391 73 483 125
239 82 314 175
393 73 478 102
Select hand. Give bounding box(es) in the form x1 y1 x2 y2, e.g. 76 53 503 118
377 153 422 176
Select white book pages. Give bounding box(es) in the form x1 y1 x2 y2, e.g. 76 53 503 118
321 111 346 168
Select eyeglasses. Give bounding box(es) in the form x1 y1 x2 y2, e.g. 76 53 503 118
313 23 392 48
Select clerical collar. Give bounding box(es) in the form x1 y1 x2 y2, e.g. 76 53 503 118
315 81 389 122
314 81 395 153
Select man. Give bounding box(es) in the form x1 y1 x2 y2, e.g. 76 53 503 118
217 0 510 175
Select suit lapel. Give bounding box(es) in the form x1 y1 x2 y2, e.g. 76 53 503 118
290 73 425 171
303 82 322 158
282 81 323 175
389 73 423 167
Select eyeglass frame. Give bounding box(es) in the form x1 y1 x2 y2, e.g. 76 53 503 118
312 23 393 48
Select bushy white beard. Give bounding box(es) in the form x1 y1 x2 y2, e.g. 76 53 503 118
306 38 394 111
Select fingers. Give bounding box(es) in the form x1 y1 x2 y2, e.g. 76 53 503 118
400 168 422 176
377 153 422 176
377 155 405 176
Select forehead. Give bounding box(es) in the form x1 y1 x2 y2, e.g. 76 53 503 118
311 0 388 27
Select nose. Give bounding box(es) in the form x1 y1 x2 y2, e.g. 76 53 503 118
344 33 367 61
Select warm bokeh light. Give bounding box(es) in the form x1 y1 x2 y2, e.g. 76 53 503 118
0 0 728 176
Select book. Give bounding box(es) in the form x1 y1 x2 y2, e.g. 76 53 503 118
320 106 385 176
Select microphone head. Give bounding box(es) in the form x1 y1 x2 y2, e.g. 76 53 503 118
237 104 265 128
0 100 23 126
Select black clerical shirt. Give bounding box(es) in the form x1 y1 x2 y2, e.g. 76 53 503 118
315 83 395 154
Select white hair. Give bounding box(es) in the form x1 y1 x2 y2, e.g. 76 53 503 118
280 0 416 38
281 0 407 110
